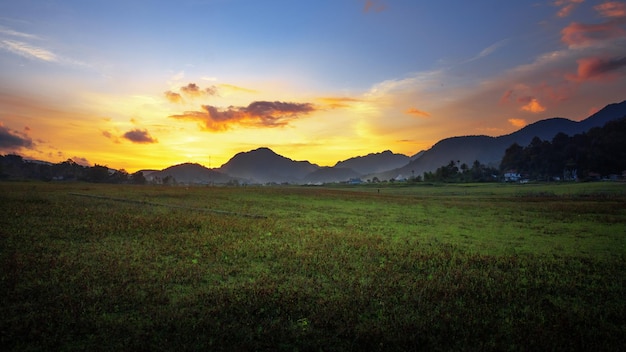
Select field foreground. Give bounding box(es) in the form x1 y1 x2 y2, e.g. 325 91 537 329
1 182 625 351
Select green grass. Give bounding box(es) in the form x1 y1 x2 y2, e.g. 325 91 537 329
1 181 625 351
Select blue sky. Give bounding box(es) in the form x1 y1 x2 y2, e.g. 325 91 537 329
1 0 625 171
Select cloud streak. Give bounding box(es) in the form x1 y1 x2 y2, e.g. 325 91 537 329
0 26 40 40
554 0 584 18
0 39 58 62
0 26 90 68
317 97 362 109
363 0 386 13
218 83 258 94
170 101 315 131
463 39 509 64
561 21 626 47
405 107 431 118
595 1 626 18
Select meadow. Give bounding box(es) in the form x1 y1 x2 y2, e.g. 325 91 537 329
1 181 625 351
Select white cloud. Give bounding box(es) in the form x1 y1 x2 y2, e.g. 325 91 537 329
0 26 91 68
0 26 40 40
464 38 509 63
0 39 58 62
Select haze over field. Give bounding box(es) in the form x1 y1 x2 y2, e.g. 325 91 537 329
1 0 626 172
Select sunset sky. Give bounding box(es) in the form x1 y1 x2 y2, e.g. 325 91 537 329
1 0 625 172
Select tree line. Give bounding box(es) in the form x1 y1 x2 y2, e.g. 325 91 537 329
0 155 147 184
499 116 626 181
421 160 499 183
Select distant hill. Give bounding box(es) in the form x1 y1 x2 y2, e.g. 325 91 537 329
303 167 362 184
375 100 626 180
218 147 320 183
411 150 426 160
334 150 410 175
578 101 626 131
147 163 233 184
138 169 159 177
375 135 503 180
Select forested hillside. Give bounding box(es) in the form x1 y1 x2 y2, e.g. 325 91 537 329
500 117 626 181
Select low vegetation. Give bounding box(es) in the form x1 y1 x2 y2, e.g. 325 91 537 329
1 181 625 351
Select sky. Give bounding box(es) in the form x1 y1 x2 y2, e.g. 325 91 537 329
1 0 625 172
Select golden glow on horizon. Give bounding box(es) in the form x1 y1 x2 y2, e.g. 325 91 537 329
0 77 582 173
1 71 619 174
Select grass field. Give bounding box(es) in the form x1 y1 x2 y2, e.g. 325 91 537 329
1 181 625 351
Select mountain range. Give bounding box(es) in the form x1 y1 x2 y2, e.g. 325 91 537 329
144 100 626 184
376 100 626 181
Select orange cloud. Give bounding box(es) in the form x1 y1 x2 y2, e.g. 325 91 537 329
169 101 315 131
508 118 527 128
317 97 362 109
164 90 183 103
561 21 626 47
567 56 626 81
499 90 514 104
405 107 431 118
555 0 584 18
595 1 626 18
518 97 546 113
363 0 386 13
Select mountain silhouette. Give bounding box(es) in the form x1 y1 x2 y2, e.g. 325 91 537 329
147 163 232 184
375 99 626 180
334 150 410 175
218 147 319 183
303 167 362 184
578 101 626 131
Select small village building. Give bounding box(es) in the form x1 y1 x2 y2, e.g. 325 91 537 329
503 170 521 182
348 178 363 185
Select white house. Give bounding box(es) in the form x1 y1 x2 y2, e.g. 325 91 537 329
504 171 521 182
